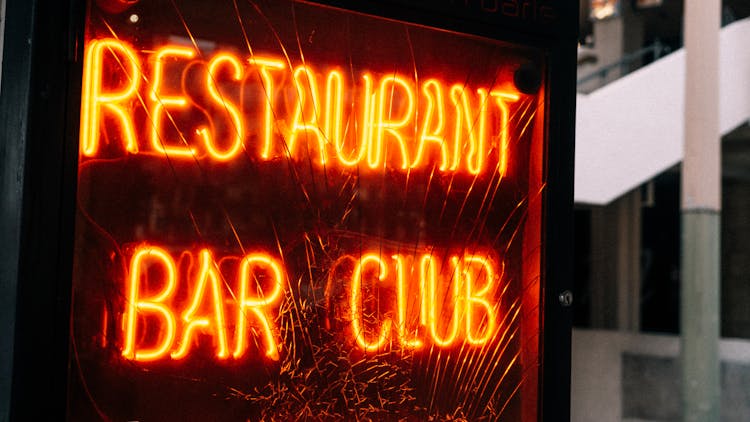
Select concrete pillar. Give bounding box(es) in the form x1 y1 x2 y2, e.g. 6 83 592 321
589 188 641 331
681 0 721 420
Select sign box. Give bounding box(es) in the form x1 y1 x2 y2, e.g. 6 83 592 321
62 0 575 420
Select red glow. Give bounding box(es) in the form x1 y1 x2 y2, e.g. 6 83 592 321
350 254 392 352
80 39 140 156
171 249 229 360
119 247 504 361
80 39 522 176
370 75 414 170
287 65 328 164
120 246 286 362
413 79 449 171
122 246 177 362
233 253 285 361
199 54 245 162
149 46 197 157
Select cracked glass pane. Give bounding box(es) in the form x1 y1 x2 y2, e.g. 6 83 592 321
68 0 548 419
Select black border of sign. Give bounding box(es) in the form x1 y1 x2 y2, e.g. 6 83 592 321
0 0 575 420
1 0 84 420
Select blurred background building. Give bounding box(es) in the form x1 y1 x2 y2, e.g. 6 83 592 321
572 1 750 420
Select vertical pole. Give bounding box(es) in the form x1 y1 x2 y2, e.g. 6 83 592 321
681 1 721 421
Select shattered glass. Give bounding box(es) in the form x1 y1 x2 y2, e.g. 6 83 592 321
68 0 548 419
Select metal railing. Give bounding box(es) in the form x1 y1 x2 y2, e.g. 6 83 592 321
577 39 672 88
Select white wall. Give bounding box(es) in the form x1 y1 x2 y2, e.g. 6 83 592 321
575 18 750 205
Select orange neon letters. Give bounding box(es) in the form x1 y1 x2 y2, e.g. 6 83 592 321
350 254 393 352
346 252 500 352
393 254 423 348
336 74 375 166
121 247 286 362
171 249 229 359
199 54 245 161
413 79 449 170
287 66 328 164
450 85 489 174
80 39 140 156
490 91 521 177
369 75 414 169
119 247 501 360
233 254 285 361
324 70 344 157
83 39 525 176
149 46 197 157
122 246 178 361
462 256 498 345
249 56 285 159
424 255 462 347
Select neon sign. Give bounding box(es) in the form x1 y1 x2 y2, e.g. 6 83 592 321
119 245 502 361
69 0 548 419
81 39 520 175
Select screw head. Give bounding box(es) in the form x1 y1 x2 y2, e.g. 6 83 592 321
558 290 573 307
